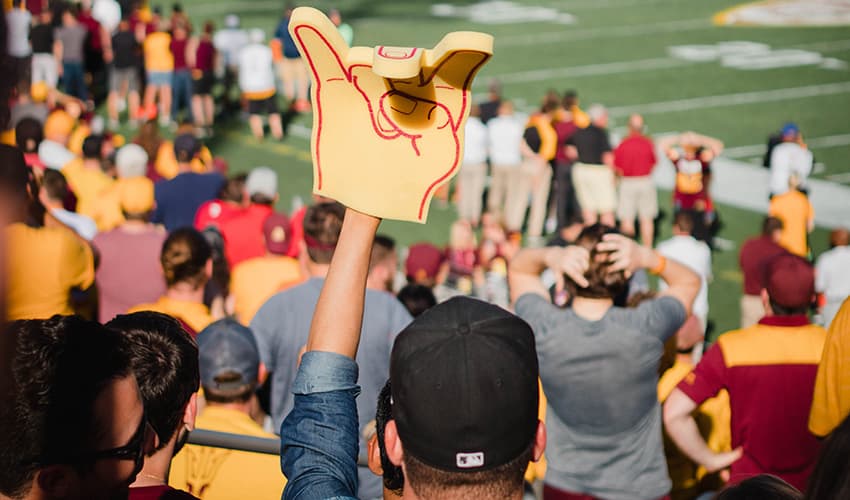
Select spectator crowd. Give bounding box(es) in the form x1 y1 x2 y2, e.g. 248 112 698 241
2 2 850 500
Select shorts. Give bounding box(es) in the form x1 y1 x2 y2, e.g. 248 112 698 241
110 66 140 93
192 71 214 95
571 162 617 214
617 175 658 221
31 53 58 87
247 95 279 115
147 70 172 86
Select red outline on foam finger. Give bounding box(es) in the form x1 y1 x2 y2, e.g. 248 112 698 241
377 46 419 60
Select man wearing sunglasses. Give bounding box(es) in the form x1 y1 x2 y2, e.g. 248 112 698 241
0 315 157 500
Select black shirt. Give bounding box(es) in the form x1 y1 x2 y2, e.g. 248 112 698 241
524 126 542 154
111 30 139 69
566 124 611 164
479 98 500 124
30 24 54 54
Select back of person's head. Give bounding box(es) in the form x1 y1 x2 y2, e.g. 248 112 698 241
567 224 628 300
389 297 539 497
106 312 199 452
497 100 513 116
716 475 802 500
587 103 607 125
0 316 135 499
762 216 784 238
15 117 43 154
830 228 849 248
374 380 404 496
303 202 345 264
173 133 201 164
806 413 850 500
762 253 814 316
245 166 278 205
115 143 149 179
673 211 695 235
397 284 437 317
82 135 104 160
249 27 265 44
197 319 260 404
41 168 68 203
781 122 799 141
628 114 644 133
370 234 397 271
161 227 213 290
220 173 248 203
405 243 444 286
562 89 578 108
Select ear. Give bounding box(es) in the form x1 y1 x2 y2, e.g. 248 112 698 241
367 434 383 477
258 362 269 384
184 392 198 431
36 465 76 499
204 258 214 279
760 288 772 316
383 420 404 467
531 420 547 462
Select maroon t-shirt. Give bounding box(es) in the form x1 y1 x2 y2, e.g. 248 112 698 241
554 120 577 164
739 236 788 295
171 37 189 70
614 134 656 177
194 39 215 71
129 485 198 500
93 226 167 323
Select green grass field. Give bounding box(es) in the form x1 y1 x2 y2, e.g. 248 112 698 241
161 0 849 337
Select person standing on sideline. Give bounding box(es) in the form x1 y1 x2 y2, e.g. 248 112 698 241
769 123 813 197
189 21 217 136
274 6 309 112
566 104 616 226
457 104 487 227
54 5 90 102
106 18 142 128
6 0 32 82
486 100 524 225
239 29 284 141
614 114 657 247
815 228 850 328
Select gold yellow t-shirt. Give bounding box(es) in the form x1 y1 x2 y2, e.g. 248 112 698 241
231 255 303 325
769 190 814 257
144 32 174 72
92 177 156 231
127 296 213 334
63 159 115 221
5 223 95 320
154 141 213 180
810 297 850 436
168 406 286 499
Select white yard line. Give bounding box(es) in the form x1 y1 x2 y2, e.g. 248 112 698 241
724 133 850 158
609 81 850 117
497 18 709 47
478 57 692 86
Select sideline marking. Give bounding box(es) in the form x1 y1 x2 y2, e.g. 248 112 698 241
609 81 850 117
497 18 708 47
477 57 692 86
723 133 850 158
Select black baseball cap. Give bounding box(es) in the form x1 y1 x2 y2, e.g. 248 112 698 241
390 297 539 472
173 133 201 163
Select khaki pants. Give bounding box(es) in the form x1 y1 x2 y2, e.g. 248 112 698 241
740 294 764 328
277 57 308 102
572 162 617 214
504 160 551 235
457 162 486 223
487 163 519 218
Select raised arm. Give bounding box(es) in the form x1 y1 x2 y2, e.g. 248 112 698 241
508 246 590 305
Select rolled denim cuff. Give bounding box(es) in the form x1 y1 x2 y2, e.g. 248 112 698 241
292 351 360 395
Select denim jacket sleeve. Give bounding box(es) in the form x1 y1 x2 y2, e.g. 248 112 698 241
280 351 361 500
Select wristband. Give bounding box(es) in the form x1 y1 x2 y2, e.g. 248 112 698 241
649 255 667 276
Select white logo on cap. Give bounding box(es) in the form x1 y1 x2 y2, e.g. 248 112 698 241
456 452 484 468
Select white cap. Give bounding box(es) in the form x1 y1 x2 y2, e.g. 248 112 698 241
115 144 149 178
246 166 278 198
224 14 239 28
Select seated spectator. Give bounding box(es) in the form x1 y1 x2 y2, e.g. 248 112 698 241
230 213 303 325
806 413 850 499
396 284 436 318
508 224 699 499
93 166 166 323
106 312 200 500
194 173 248 231
665 254 826 491
815 228 850 328
809 297 850 437
38 169 98 240
62 135 114 221
219 166 279 267
769 175 814 258
152 134 225 231
0 316 154 500
128 227 217 334
169 319 287 499
2 145 95 320
716 475 801 500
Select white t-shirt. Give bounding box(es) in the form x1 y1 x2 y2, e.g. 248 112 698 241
52 208 98 241
657 235 712 321
487 115 524 166
462 116 488 165
6 9 32 58
38 140 76 170
238 43 275 95
816 245 850 326
769 142 813 195
214 28 249 68
92 0 121 34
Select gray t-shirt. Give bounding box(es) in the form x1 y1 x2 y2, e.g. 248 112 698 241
54 25 88 63
515 293 686 500
251 277 412 499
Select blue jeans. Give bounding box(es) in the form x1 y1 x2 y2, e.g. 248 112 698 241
62 61 87 101
171 69 193 122
280 351 360 500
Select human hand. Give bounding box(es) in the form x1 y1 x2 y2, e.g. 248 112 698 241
702 447 743 474
289 7 493 222
596 233 655 277
544 245 590 291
